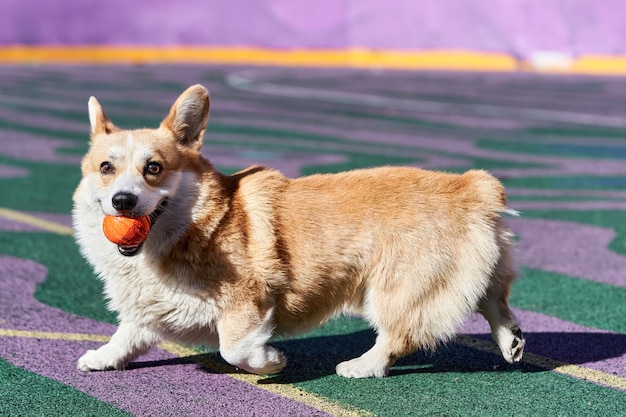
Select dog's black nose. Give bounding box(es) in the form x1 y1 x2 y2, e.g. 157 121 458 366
112 192 138 211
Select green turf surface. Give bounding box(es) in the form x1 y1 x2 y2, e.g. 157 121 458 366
0 232 116 324
0 358 130 417
293 348 626 417
0 156 81 213
264 317 626 416
1 65 625 416
512 268 626 333
522 210 626 256
4 229 620 336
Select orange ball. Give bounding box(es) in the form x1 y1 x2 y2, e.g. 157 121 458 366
102 215 151 246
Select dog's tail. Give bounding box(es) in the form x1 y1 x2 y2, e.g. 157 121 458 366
463 169 518 217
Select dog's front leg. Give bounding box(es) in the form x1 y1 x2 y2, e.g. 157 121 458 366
218 307 286 375
77 322 161 371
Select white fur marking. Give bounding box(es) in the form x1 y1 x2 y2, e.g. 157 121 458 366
136 144 155 166
87 97 99 133
107 147 124 162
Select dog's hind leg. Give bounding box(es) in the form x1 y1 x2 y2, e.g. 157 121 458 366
77 322 161 371
479 291 525 363
478 235 525 363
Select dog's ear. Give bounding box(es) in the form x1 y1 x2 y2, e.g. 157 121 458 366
161 85 210 149
88 97 119 136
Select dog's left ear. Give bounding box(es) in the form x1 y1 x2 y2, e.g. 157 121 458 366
88 97 120 136
161 85 210 149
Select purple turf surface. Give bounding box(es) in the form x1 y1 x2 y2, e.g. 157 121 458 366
0 255 332 417
1 249 624 417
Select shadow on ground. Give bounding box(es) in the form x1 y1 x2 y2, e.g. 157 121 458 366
126 330 625 383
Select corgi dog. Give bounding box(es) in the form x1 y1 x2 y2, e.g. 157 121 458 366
72 85 525 378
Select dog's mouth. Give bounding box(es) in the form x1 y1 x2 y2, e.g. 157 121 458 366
118 244 143 256
117 199 169 257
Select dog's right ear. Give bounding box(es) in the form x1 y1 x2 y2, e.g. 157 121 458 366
161 85 210 150
88 96 119 136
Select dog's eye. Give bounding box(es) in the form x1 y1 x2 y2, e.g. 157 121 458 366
100 162 114 175
144 161 162 176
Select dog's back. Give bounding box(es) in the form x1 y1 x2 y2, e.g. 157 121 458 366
266 167 509 335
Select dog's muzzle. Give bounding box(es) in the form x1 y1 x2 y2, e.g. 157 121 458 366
117 199 169 257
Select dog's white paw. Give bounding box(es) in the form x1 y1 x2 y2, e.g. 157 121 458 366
336 357 389 378
503 327 525 363
251 347 287 375
77 349 124 372
495 326 525 364
222 345 287 376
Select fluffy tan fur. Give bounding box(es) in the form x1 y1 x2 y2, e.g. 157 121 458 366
73 85 525 378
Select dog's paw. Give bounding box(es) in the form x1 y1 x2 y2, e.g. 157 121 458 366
222 345 287 376
77 349 124 372
247 346 287 375
499 327 525 364
336 357 389 378
252 348 287 375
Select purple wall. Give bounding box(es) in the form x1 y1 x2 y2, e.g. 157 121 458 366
1 0 625 58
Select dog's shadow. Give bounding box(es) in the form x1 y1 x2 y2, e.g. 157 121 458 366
128 330 626 383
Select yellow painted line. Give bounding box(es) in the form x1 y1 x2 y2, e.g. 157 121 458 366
2 207 623 398
2 327 625 396
0 328 109 342
457 335 626 391
0 328 369 417
0 209 369 416
1 210 368 415
160 341 373 417
0 207 73 235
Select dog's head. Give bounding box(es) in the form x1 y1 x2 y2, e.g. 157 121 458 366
76 85 210 256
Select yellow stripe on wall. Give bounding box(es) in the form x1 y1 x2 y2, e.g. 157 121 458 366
2 46 625 75
1 45 625 75
569 55 626 75
0 46 517 71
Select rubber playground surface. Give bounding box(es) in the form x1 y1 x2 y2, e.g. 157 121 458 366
0 65 625 416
